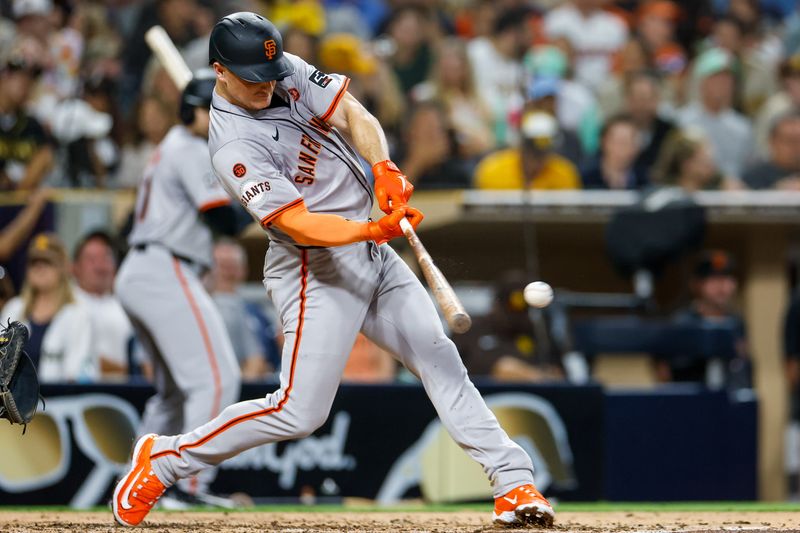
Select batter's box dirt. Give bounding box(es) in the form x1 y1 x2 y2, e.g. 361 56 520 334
0 511 798 532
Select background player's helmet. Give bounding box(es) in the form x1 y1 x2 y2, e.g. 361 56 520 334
179 69 216 125
208 12 295 83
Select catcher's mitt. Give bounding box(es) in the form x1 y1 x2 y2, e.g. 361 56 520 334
0 320 43 433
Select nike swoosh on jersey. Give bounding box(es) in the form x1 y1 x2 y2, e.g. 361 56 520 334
120 465 145 510
503 495 518 505
272 128 279 141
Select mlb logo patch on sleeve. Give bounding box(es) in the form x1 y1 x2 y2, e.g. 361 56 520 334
309 69 332 88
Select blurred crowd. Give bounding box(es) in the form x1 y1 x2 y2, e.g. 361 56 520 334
3 0 800 193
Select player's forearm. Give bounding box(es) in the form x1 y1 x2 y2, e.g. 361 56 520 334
272 203 371 247
330 93 389 166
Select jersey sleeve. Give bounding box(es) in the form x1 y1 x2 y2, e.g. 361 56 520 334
277 53 350 122
177 142 231 212
212 139 303 227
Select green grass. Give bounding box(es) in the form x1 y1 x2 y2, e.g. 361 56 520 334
0 502 799 513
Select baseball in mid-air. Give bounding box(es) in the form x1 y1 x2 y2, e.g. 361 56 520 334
524 281 553 308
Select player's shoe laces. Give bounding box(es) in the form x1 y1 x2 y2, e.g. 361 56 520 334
492 483 555 527
112 433 168 527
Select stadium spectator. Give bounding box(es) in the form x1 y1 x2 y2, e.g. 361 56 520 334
53 75 120 188
11 0 55 50
318 32 405 147
270 0 327 39
342 333 396 383
37 0 84 104
0 53 54 190
283 25 322 67
722 0 783 115
115 95 175 189
742 112 800 190
636 1 686 79
467 6 532 146
650 129 730 191
210 239 275 382
398 101 471 190
0 188 51 264
523 76 585 166
754 53 800 159
383 5 436 96
71 230 132 380
582 114 646 190
597 36 654 116
524 45 600 158
454 271 563 382
677 47 752 180
119 0 198 116
412 37 494 157
474 111 581 190
624 71 676 176
656 250 752 390
0 233 94 383
543 0 629 91
180 1 220 72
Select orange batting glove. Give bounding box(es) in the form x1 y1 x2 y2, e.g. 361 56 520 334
373 160 414 214
364 207 424 245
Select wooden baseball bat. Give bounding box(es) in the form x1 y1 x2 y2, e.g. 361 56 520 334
399 218 472 334
145 25 192 91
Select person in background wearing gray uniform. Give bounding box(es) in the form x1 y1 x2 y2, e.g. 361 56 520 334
114 70 243 508
113 13 554 529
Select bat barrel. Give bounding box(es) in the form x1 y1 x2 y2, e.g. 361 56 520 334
400 218 472 334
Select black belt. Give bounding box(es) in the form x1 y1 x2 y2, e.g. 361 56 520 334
133 243 199 267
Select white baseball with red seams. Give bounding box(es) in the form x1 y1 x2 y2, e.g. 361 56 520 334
524 281 554 308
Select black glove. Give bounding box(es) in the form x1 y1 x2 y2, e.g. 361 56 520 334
0 320 43 433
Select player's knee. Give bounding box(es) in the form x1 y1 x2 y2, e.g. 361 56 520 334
286 404 331 438
293 414 328 438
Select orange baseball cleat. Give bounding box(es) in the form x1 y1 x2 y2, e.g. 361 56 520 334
492 483 555 527
112 433 168 527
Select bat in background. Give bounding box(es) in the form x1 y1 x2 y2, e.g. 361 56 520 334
144 25 192 91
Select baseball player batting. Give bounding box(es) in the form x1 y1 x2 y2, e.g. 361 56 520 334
112 12 554 529
114 71 242 504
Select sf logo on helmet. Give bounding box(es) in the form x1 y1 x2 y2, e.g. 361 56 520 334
264 39 277 60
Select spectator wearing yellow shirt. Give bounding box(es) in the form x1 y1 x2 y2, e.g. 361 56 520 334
474 111 582 189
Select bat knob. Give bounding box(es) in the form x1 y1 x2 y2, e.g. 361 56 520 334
449 313 472 334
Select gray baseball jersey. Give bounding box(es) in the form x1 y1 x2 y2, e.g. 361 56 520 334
208 53 372 245
128 125 231 267
147 54 538 500
116 124 241 495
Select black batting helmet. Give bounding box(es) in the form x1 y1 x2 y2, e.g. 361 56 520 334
208 12 294 83
179 69 216 125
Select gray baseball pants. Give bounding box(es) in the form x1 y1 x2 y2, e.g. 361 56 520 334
148 241 534 497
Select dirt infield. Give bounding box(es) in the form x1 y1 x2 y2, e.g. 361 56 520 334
0 511 798 533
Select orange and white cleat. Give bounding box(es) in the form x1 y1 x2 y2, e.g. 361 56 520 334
112 433 168 527
493 483 555 528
